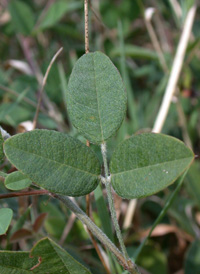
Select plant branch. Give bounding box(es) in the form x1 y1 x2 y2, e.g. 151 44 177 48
153 5 196 133
0 190 49 199
101 144 130 263
84 0 89 53
59 212 76 245
0 84 39 109
176 98 193 149
86 216 111 274
123 199 137 230
88 0 108 31
144 8 168 73
18 35 66 132
52 193 139 274
33 47 63 129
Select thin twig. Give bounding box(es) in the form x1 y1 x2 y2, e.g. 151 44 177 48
89 0 108 31
86 193 91 216
123 199 137 230
0 85 66 131
59 212 76 245
153 5 196 133
154 13 172 54
144 8 168 73
176 98 193 149
85 185 111 273
87 220 111 274
18 35 66 131
0 85 38 109
32 47 63 129
84 0 89 53
0 190 49 199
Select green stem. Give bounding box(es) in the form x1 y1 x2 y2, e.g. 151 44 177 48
101 143 129 262
52 194 139 274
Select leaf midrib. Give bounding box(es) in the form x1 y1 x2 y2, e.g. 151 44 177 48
6 145 99 177
49 240 89 273
92 54 104 142
49 241 70 273
111 156 193 176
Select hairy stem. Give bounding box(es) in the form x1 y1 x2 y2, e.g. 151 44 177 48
53 194 139 274
101 143 130 262
84 0 89 53
144 9 168 74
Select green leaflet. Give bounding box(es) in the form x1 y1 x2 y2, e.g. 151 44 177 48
67 51 127 144
110 133 194 199
5 171 32 191
0 238 91 273
4 130 101 196
0 208 13 235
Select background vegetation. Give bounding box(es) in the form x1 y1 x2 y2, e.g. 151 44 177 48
0 0 200 273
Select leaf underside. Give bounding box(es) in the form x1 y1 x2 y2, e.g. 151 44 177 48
4 130 101 196
67 51 127 144
110 133 194 199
